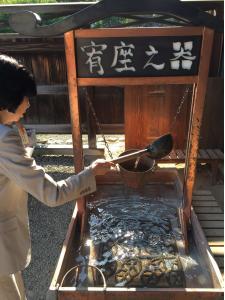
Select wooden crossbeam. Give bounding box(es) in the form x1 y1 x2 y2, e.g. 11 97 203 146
34 144 104 156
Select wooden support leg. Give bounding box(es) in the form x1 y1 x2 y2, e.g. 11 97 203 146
64 31 85 221
183 28 214 252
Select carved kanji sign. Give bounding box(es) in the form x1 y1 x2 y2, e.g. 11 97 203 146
76 36 202 77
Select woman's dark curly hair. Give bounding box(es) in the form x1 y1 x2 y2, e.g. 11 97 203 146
0 55 37 112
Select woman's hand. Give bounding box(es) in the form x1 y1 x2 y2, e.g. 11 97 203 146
91 159 116 176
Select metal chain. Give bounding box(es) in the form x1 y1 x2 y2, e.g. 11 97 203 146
84 88 114 160
84 86 190 160
170 86 190 132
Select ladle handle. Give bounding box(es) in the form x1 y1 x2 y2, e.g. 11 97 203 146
109 149 148 164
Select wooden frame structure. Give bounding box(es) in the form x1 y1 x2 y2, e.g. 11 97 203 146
45 28 223 300
64 26 214 248
45 26 224 299
6 1 223 297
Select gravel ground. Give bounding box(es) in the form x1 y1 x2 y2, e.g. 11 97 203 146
22 155 74 300
22 134 125 299
36 134 125 160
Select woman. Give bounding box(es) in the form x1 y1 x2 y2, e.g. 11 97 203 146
0 54 113 299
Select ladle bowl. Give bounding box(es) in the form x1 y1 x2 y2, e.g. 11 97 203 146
110 134 173 165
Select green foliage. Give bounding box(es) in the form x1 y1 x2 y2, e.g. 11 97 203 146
0 13 10 33
92 16 134 28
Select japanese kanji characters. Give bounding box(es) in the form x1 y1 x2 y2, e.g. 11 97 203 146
144 45 165 70
170 41 196 70
80 39 197 75
81 41 107 75
111 41 136 72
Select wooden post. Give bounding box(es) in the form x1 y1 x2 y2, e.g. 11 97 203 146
64 30 83 173
183 84 197 182
64 30 85 216
184 28 214 222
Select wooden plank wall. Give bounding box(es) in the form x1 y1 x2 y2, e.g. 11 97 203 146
124 85 191 149
201 77 224 149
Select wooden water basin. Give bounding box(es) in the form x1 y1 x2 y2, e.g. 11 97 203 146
48 170 223 300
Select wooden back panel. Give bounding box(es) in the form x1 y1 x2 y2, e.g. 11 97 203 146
124 85 191 150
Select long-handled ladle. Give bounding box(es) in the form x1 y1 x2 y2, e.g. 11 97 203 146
109 134 173 164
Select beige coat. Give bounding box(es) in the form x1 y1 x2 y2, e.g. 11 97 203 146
0 124 96 275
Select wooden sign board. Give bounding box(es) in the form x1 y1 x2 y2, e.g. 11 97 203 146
76 35 202 78
73 27 206 86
